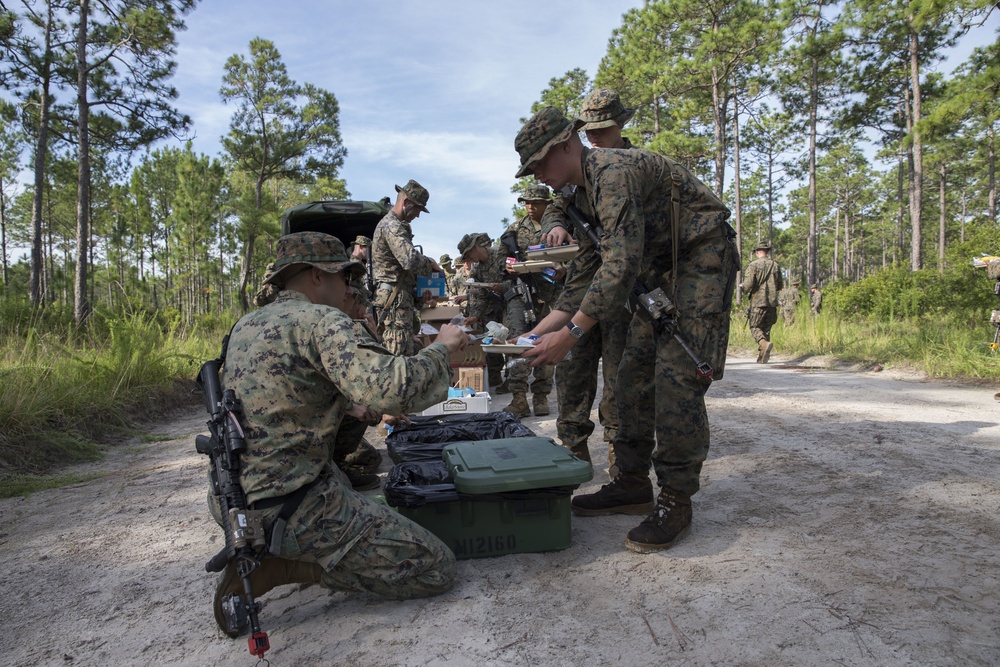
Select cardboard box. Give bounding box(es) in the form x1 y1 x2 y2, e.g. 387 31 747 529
419 304 464 322
418 393 492 416
453 366 486 393
450 340 485 367
416 274 447 299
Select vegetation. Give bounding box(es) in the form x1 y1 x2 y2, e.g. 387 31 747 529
1 2 999 490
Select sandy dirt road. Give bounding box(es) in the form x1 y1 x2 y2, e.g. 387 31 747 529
2 354 999 667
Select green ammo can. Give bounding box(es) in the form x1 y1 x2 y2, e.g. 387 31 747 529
396 437 593 559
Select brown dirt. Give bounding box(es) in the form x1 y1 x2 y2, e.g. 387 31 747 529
3 354 1000 666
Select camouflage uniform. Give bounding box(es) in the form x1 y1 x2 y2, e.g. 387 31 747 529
460 233 507 386
810 285 823 314
451 263 470 305
741 243 783 351
540 138 634 463
372 193 436 356
778 281 801 326
514 108 739 520
439 254 455 295
221 233 455 600
504 210 555 400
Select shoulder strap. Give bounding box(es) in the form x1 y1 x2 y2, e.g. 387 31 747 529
667 160 683 306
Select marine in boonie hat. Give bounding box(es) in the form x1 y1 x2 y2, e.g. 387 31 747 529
574 88 636 132
394 179 430 213
347 276 371 307
514 106 576 178
517 184 553 203
458 232 492 260
263 232 365 288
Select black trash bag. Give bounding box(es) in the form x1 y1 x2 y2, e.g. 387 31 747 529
384 460 460 509
386 411 536 463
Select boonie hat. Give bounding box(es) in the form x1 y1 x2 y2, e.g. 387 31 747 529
514 106 575 178
518 184 553 203
440 254 453 263
755 240 771 252
347 276 371 307
458 233 492 259
263 232 365 287
352 235 371 247
394 179 430 213
575 88 635 132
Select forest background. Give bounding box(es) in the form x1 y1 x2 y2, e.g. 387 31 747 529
1 0 999 493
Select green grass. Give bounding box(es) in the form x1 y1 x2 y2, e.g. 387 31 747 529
731 301 1000 381
0 300 229 497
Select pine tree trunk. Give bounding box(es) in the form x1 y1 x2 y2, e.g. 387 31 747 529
74 0 92 326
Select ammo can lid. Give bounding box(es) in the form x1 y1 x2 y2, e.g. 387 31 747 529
442 437 593 494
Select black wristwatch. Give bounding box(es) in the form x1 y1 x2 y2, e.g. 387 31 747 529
565 321 585 340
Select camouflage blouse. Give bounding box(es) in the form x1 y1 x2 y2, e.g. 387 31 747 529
221 290 451 505
371 209 436 293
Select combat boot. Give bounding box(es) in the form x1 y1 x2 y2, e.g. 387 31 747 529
214 557 324 637
503 392 530 418
567 443 591 463
532 392 550 416
756 338 773 364
344 471 381 491
571 471 654 516
624 490 693 553
494 378 510 395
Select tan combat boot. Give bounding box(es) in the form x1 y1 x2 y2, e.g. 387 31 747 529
532 392 550 416
625 490 693 553
503 392 530 418
756 338 772 364
568 443 592 463
214 557 324 637
571 471 654 516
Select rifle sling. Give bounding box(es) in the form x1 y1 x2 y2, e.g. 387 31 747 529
253 474 324 556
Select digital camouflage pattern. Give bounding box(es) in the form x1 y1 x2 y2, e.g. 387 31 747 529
458 232 492 259
567 145 739 499
517 184 553 203
465 242 508 327
220 289 456 596
742 254 783 344
778 283 801 326
352 235 372 247
538 143 631 463
451 263 470 303
372 209 437 355
514 106 576 179
504 213 555 395
575 87 636 131
395 179 430 213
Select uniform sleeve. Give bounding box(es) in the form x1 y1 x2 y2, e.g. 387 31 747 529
314 313 451 414
578 165 644 322
385 218 435 276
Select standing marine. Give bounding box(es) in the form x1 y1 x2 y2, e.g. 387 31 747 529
741 240 783 364
778 276 801 326
371 179 443 355
501 184 561 418
516 106 739 554
539 87 635 468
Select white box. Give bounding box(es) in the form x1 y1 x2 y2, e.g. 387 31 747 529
418 393 492 416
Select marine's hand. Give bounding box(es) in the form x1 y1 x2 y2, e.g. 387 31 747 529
541 227 574 247
521 327 575 367
382 414 412 428
436 324 469 354
347 402 378 424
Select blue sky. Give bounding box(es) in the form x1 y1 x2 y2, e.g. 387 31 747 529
169 0 643 262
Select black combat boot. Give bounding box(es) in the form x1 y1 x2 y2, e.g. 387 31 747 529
624 490 693 553
571 471 654 516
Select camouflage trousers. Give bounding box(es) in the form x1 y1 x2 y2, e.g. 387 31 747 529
268 469 455 599
375 285 420 356
747 306 777 344
613 236 738 498
555 309 629 455
505 297 552 394
781 306 796 327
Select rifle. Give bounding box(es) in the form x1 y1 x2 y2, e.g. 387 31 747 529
500 228 538 326
195 338 270 660
558 185 714 380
